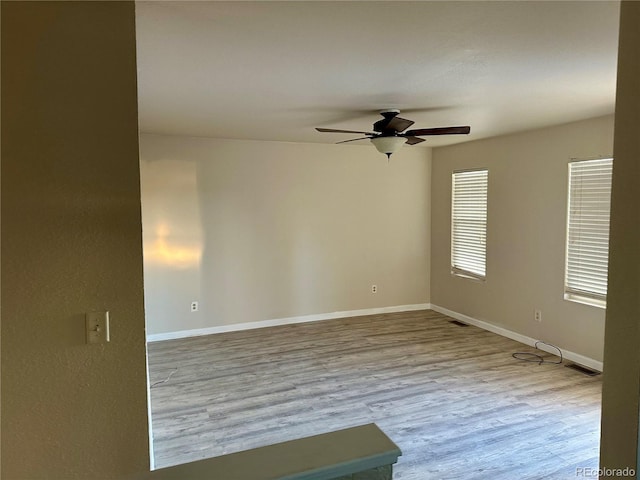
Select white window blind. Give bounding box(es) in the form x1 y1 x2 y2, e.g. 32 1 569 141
565 158 613 306
451 169 488 280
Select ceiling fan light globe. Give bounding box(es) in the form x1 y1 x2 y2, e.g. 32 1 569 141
370 136 405 157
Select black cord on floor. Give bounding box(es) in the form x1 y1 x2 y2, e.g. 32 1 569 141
512 341 563 365
150 368 178 388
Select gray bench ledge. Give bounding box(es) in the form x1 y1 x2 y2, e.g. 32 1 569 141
140 423 402 480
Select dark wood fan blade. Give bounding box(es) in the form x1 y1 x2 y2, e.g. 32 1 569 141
316 127 375 135
373 116 414 133
335 137 371 144
387 116 415 133
404 136 426 145
405 126 471 136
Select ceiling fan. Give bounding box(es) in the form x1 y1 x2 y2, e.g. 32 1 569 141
316 109 470 159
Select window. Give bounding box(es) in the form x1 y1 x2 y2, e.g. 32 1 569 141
451 169 488 280
565 158 613 307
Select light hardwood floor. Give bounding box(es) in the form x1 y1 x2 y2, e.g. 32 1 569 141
148 310 602 479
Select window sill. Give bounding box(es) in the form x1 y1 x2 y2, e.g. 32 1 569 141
564 294 606 309
451 271 486 282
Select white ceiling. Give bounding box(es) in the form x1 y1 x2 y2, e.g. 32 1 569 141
135 1 620 148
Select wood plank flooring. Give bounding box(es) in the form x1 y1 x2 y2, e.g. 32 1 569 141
147 310 602 479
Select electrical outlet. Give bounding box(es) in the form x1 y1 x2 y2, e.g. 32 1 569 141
371 285 378 294
191 301 199 312
534 310 542 322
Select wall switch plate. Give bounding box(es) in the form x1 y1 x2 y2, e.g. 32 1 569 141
86 311 110 344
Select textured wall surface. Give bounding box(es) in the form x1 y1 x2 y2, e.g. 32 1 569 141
140 135 431 335
1 2 150 478
431 115 614 363
599 1 640 475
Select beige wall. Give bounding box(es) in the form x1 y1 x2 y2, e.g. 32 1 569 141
1 2 150 478
431 115 614 363
140 135 431 335
599 1 640 474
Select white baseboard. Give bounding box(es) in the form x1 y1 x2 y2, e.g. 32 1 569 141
146 303 432 343
430 304 603 372
147 302 603 372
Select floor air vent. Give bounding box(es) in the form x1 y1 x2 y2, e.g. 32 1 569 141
565 363 600 376
449 320 469 327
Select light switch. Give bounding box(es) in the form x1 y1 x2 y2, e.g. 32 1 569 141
86 311 110 344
